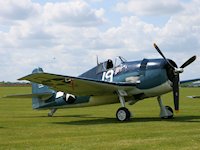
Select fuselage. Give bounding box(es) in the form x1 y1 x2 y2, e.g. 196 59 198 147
43 58 174 109
80 58 173 98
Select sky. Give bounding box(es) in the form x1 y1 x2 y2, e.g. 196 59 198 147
0 0 199 82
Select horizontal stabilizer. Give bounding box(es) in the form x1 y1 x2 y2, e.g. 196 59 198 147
3 92 53 101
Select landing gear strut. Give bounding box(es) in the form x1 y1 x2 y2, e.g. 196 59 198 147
48 108 57 117
157 96 174 119
116 90 131 121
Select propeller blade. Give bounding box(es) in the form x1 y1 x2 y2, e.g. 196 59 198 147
153 43 168 60
172 75 180 112
153 43 176 68
180 55 196 68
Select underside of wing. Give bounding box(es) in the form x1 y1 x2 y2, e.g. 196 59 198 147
19 73 136 96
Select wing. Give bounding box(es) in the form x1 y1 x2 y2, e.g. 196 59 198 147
181 78 200 84
187 96 200 99
180 78 200 87
19 73 137 96
181 79 200 99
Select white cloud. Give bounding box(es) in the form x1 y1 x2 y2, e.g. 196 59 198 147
95 16 159 56
0 0 199 81
153 0 200 60
0 0 107 81
0 0 40 21
115 0 183 16
43 0 105 26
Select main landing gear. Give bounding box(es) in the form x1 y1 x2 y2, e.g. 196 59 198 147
116 90 131 121
116 93 174 121
157 96 174 119
48 108 57 117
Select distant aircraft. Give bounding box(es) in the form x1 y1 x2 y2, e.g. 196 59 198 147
5 43 197 121
181 79 200 99
187 96 200 99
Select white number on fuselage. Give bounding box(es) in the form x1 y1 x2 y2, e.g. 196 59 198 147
102 70 114 82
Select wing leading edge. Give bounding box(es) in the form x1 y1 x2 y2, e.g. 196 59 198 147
19 73 137 96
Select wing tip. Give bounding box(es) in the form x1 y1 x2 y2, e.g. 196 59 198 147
18 72 42 81
18 75 31 81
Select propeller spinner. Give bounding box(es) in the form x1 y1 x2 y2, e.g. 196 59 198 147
153 43 196 112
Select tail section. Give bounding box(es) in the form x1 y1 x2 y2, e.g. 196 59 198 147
31 68 56 109
4 68 57 109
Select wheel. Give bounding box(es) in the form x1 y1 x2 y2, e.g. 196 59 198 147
161 106 174 119
166 106 173 113
48 113 53 117
165 106 174 119
116 107 131 121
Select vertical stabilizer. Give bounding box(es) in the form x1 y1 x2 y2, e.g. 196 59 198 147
31 68 56 109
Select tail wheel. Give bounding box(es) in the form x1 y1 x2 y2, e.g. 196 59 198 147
116 107 131 121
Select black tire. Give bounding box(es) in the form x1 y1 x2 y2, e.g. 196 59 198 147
166 106 173 113
161 106 174 119
116 107 131 121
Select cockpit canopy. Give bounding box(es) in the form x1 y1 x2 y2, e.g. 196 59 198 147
96 56 127 74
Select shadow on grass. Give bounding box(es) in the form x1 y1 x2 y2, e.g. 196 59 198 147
52 115 200 125
16 113 200 125
54 117 118 125
16 114 91 118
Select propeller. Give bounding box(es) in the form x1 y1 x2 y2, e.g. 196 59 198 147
180 55 197 68
153 43 196 112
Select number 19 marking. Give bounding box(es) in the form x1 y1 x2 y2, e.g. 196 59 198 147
102 70 114 82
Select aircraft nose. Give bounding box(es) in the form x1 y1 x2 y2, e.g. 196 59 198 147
165 59 177 83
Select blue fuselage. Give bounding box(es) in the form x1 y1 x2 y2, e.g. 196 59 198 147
80 58 172 90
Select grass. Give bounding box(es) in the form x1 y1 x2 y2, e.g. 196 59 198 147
0 87 200 149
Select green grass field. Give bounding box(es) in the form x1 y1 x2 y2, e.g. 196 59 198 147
0 87 200 150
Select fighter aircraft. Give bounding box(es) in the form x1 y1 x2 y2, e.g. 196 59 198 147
5 43 197 121
181 79 200 99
